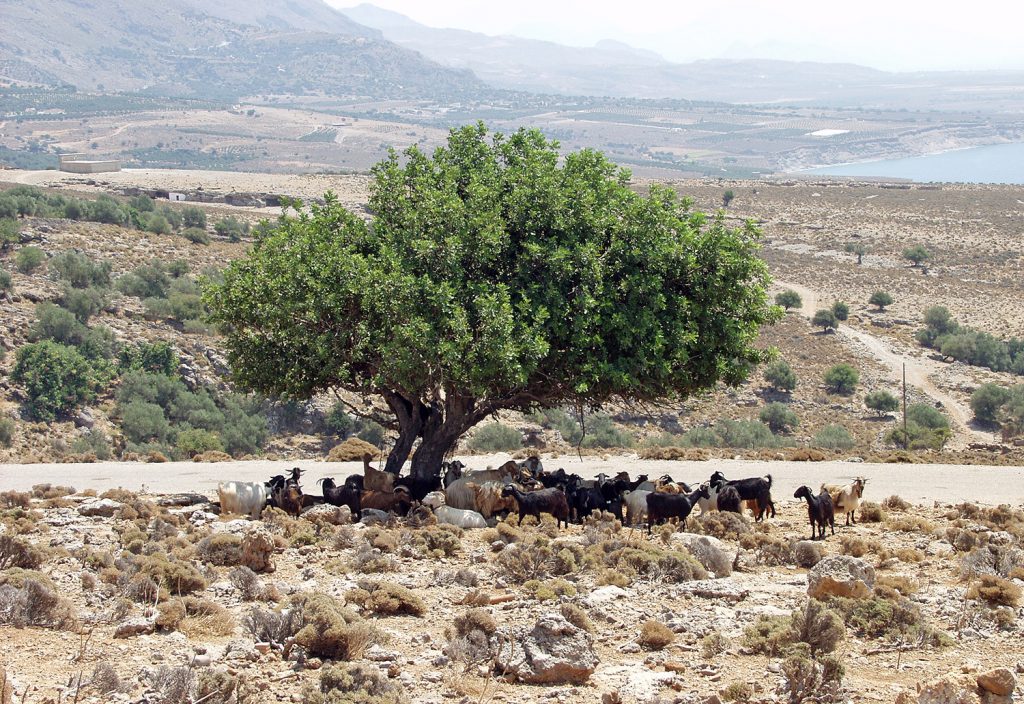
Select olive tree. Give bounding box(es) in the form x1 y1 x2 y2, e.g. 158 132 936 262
207 124 779 477
869 291 893 311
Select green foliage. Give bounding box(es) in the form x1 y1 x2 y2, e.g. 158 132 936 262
763 359 797 392
812 425 854 450
79 325 118 361
121 400 171 444
715 419 785 449
116 261 170 299
60 285 108 323
742 600 844 659
181 206 207 229
776 289 802 311
207 124 780 469
864 390 899 416
12 341 101 420
903 244 930 266
49 251 111 289
823 364 858 394
0 418 14 448
998 386 1024 438
917 309 1024 375
970 384 1010 425
887 403 950 450
844 242 866 264
830 301 849 321
142 212 171 235
529 407 583 444
129 195 155 212
580 413 635 448
30 303 85 345
214 216 248 241
722 189 735 207
811 309 838 332
15 246 45 273
0 269 10 293
760 402 798 434
916 306 958 347
181 227 210 245
175 428 225 457
0 218 19 250
69 429 113 460
167 259 190 278
467 423 522 452
118 341 178 376
868 290 893 311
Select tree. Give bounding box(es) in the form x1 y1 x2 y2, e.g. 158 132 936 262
844 242 866 265
15 246 46 273
760 402 799 434
776 289 802 311
722 190 735 208
207 124 779 478
831 301 849 321
903 245 930 267
970 383 1010 425
11 341 99 420
812 309 838 332
763 359 797 393
868 291 893 311
182 206 207 229
824 364 858 394
864 390 899 417
916 305 959 347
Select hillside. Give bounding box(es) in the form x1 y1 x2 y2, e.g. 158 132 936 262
0 0 482 100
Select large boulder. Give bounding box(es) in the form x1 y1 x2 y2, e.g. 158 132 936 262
114 615 157 638
240 525 276 573
494 612 598 684
807 555 875 599
671 534 736 577
302 503 352 526
77 498 122 518
976 668 1016 697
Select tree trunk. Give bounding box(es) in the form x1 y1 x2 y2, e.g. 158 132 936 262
408 398 475 479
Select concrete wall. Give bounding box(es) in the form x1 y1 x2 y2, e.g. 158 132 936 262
59 160 121 174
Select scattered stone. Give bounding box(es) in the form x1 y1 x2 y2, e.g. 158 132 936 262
157 493 210 507
301 503 351 525
74 409 95 429
114 616 156 638
585 585 628 606
976 668 1016 696
241 525 276 573
192 654 212 667
494 613 599 684
908 673 983 704
671 534 737 577
807 555 875 599
77 498 122 517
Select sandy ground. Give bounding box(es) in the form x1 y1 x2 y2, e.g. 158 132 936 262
2 455 1023 505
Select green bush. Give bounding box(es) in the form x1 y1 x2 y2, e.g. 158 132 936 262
116 261 170 299
762 359 796 392
49 251 111 289
69 429 112 460
0 218 19 250
864 390 899 416
813 425 855 450
60 285 108 323
580 413 634 448
182 207 207 229
0 269 10 293
214 216 248 241
30 303 85 345
142 213 171 235
121 400 171 444
715 419 782 449
886 403 950 450
78 325 118 361
831 301 849 321
129 195 155 212
903 245 930 266
970 384 1010 425
181 227 210 245
916 306 958 347
812 309 838 332
118 341 178 376
0 418 14 448
869 290 893 311
167 259 190 278
467 423 522 452
824 364 858 394
176 428 224 458
759 402 798 434
15 246 45 273
529 407 583 444
775 289 802 310
12 341 100 420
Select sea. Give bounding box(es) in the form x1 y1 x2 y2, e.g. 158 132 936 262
802 142 1024 185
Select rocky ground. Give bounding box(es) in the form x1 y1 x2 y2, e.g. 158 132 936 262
0 485 1021 704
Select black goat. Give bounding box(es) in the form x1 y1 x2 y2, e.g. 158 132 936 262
568 485 607 522
319 477 361 515
646 485 710 534
794 486 835 540
709 470 776 520
716 484 742 513
501 485 570 529
395 474 442 502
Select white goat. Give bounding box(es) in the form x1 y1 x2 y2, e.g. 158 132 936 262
217 481 267 519
623 489 652 526
422 491 487 529
821 477 868 526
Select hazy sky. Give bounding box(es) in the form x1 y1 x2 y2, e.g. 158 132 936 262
333 0 1024 72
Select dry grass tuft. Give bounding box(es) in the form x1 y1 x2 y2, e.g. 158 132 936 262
637 619 675 650
968 574 1022 607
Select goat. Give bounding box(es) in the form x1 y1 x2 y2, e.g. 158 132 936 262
501 485 570 529
422 491 487 529
360 486 412 516
443 477 479 511
716 485 742 513
470 481 517 518
267 467 304 517
217 481 267 519
623 489 652 526
319 477 361 515
794 485 835 540
362 452 394 493
463 461 518 484
395 473 442 502
646 485 710 534
821 478 867 526
518 456 544 477
568 485 607 522
442 460 465 488
709 471 775 521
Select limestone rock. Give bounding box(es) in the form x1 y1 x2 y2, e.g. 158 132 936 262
77 498 122 518
585 585 628 606
807 555 875 599
908 673 983 704
671 533 736 577
241 525 276 573
494 612 599 684
114 616 156 638
301 503 351 525
977 668 1016 696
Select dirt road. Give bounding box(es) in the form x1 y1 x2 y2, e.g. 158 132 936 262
776 281 993 450
2 456 1022 505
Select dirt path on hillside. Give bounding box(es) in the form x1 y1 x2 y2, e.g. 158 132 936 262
2 456 1022 505
776 281 993 450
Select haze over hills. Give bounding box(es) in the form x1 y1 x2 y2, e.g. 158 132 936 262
0 0 481 100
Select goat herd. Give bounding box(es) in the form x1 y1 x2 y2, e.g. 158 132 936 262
217 452 869 540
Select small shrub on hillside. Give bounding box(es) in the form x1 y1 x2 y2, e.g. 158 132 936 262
560 603 594 632
858 502 885 522
345 580 426 617
0 578 78 630
903 245 930 266
739 532 793 566
715 419 782 449
793 541 823 568
291 592 380 660
214 216 248 241
864 390 899 416
181 227 209 245
49 251 111 289
701 630 730 659
15 246 45 273
0 536 44 570
812 309 838 332
824 364 858 394
0 419 14 449
303 663 409 704
968 574 1021 607
579 413 635 448
780 654 844 704
744 600 844 659
763 359 797 392
812 424 854 450
60 285 108 323
869 291 893 311
30 302 85 345
467 423 522 452
775 290 802 310
69 429 113 460
132 553 207 595
116 261 170 299
692 511 750 541
887 403 950 450
882 495 910 511
117 341 178 376
637 619 675 649
12 341 100 420
181 206 206 229
760 402 799 433
831 301 850 321
0 270 10 293
176 428 225 458
970 384 1010 425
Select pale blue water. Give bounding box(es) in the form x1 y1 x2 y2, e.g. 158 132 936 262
802 142 1024 184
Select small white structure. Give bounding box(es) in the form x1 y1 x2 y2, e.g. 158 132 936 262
59 153 120 174
168 192 186 202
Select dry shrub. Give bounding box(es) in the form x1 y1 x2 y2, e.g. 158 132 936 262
31 484 75 499
400 524 462 558
780 654 844 704
90 662 121 694
882 495 910 511
638 446 709 461
292 592 380 660
304 662 408 704
790 599 845 658
132 553 207 595
334 525 360 549
560 603 594 633
193 450 232 462
793 541 822 568
875 575 919 599
445 607 498 668
721 682 753 703
327 438 383 462
522 578 577 601
2 666 12 704
150 666 193 704
886 516 934 533
100 487 138 503
638 619 675 650
125 574 161 604
786 448 826 462
830 595 947 646
739 532 793 566
839 536 868 558
691 511 751 540
596 569 631 587
363 527 399 552
229 565 276 601
195 669 253 704
196 533 243 566
0 568 54 589
156 600 186 630
80 572 97 591
968 574 1022 607
178 597 236 638
742 614 794 657
0 535 44 570
345 580 425 617
348 545 397 574
858 502 886 522
0 578 78 630
684 536 733 577
895 547 924 563
0 491 31 509
701 630 730 659
243 605 303 645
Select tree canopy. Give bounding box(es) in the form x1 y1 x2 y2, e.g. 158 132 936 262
206 124 779 475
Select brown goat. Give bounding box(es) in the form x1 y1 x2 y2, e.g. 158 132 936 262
362 452 395 493
360 486 412 515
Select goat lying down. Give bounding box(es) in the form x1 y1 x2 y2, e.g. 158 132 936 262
421 491 487 529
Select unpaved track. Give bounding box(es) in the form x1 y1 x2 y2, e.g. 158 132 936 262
776 281 993 450
2 456 1023 505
